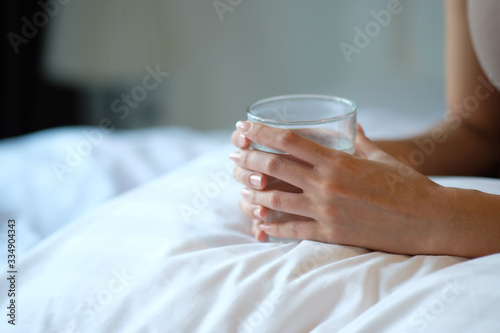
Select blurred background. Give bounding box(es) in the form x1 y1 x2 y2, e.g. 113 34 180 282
1 0 445 139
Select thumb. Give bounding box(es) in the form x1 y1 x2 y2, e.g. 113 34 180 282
354 124 394 163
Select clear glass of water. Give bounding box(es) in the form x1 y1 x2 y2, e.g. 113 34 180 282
247 94 357 154
246 94 357 243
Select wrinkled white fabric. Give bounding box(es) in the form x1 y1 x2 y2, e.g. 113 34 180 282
1 144 499 332
0 126 228 255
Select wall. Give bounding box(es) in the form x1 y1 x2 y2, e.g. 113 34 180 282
162 0 445 130
40 0 445 131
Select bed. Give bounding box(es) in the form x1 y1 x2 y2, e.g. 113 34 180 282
1 106 499 333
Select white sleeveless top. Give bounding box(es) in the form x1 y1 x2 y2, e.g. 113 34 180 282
468 0 500 91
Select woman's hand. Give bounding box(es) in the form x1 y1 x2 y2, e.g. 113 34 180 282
230 126 308 242
230 121 457 255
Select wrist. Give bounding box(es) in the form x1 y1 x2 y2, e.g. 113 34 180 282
425 184 459 255
430 185 500 258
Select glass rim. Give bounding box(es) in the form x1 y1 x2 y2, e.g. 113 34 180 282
247 94 357 125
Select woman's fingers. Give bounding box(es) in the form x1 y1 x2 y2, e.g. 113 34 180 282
232 149 314 189
238 199 268 242
232 165 268 190
239 199 314 242
354 124 397 164
232 165 302 193
252 219 269 242
259 220 322 241
238 195 312 224
240 188 311 218
238 197 269 220
231 130 251 149
236 121 330 166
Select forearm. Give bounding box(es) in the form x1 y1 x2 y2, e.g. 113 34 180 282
375 122 500 177
374 0 500 177
435 186 500 258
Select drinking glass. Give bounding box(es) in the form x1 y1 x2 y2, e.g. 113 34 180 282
246 94 357 243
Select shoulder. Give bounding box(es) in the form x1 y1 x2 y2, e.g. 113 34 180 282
468 0 500 91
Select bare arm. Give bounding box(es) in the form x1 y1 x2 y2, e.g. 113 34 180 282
231 121 500 258
377 0 500 177
439 186 500 258
230 0 500 258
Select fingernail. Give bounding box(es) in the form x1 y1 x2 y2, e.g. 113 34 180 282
238 133 247 146
236 121 251 132
240 188 251 198
229 151 240 163
253 207 262 219
249 174 262 187
259 224 271 231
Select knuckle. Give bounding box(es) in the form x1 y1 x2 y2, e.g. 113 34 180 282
264 155 282 174
240 150 251 167
334 154 352 169
253 125 268 142
321 205 339 220
233 166 250 186
316 156 355 195
276 129 299 147
316 176 338 196
268 191 282 209
246 189 256 203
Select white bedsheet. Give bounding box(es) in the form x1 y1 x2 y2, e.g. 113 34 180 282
0 126 228 255
1 107 499 332
2 146 500 332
